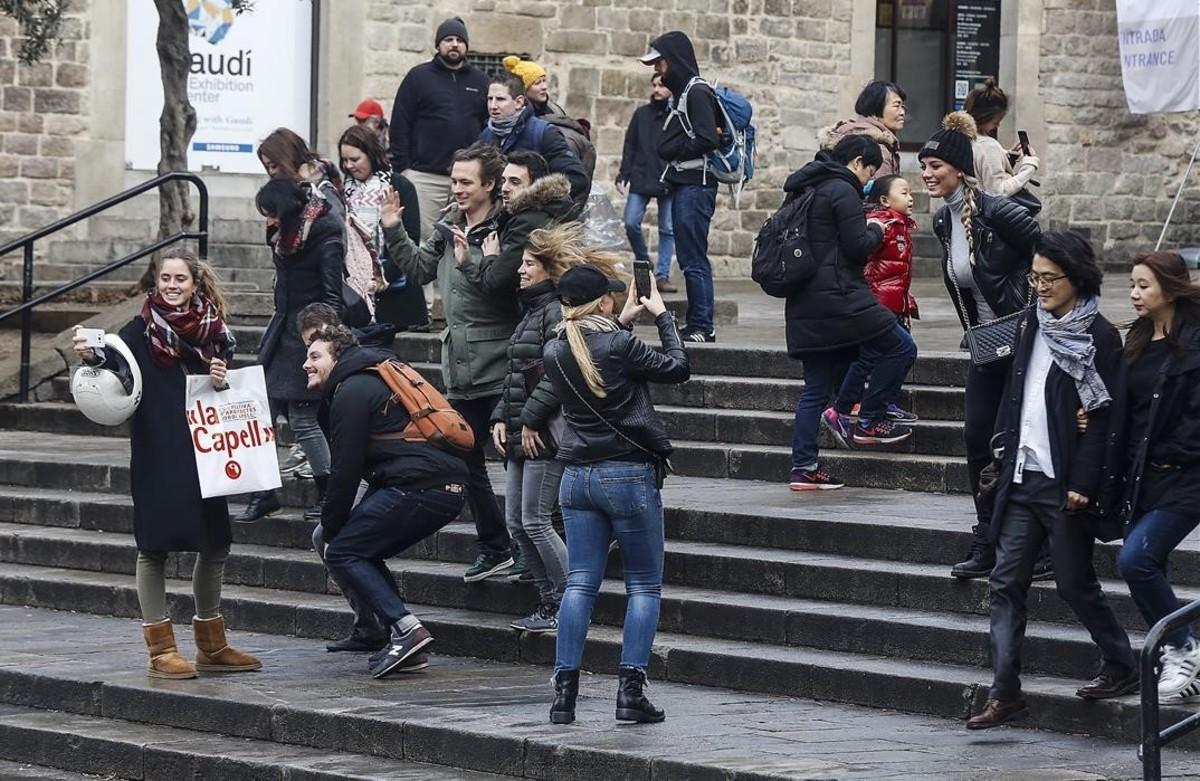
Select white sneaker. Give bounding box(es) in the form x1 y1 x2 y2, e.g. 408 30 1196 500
1158 639 1200 698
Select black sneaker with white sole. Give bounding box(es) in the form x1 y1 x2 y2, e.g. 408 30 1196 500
369 624 434 679
679 326 716 343
510 603 559 633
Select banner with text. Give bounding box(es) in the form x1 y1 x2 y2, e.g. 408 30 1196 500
1117 0 1200 114
124 0 313 174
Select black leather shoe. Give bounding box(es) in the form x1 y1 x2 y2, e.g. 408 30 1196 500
326 629 388 653
234 491 281 522
1076 668 1139 699
951 524 995 579
551 669 579 724
1031 557 1055 582
616 666 665 723
966 698 1028 730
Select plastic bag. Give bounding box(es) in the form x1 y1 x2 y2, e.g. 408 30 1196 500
580 183 631 254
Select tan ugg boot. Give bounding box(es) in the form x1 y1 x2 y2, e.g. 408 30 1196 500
193 615 263 672
143 619 198 680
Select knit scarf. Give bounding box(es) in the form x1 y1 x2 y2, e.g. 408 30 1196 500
141 290 233 369
1036 295 1111 412
487 111 524 140
269 181 332 257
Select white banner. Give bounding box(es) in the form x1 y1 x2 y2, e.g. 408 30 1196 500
124 0 313 173
1117 0 1200 114
186 365 282 499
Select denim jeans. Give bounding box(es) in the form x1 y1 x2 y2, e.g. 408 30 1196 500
1119 509 1200 648
670 184 717 333
505 457 568 605
791 349 856 471
288 400 331 478
624 191 675 280
323 485 465 626
314 521 390 636
555 461 664 671
832 321 918 423
449 396 511 557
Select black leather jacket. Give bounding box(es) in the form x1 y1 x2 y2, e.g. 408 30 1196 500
543 312 690 464
932 191 1040 328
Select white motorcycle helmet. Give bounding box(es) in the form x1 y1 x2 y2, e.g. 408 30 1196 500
71 333 143 426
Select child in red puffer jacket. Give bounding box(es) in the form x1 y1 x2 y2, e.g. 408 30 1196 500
864 175 919 331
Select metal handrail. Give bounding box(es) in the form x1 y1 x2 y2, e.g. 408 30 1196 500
0 171 209 401
1140 597 1200 779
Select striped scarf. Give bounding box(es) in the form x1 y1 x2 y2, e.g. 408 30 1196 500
141 290 234 369
1036 295 1111 412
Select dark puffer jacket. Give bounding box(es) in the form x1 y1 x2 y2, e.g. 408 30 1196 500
490 280 562 459
933 191 1041 328
780 153 889 357
544 312 689 464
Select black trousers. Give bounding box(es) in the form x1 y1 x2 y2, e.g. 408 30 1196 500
964 360 1009 526
450 395 512 557
988 471 1135 700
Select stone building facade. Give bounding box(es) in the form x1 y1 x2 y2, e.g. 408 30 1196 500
0 0 1197 270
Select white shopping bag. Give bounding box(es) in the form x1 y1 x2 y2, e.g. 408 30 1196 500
185 365 282 498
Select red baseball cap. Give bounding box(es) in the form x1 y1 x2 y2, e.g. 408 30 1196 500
349 99 384 120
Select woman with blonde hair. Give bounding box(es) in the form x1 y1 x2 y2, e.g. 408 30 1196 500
542 257 689 726
72 248 261 679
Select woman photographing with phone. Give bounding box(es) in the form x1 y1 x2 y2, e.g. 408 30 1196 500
71 249 261 680
542 265 689 726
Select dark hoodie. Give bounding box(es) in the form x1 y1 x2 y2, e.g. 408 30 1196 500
320 344 469 540
619 95 672 196
780 152 890 356
652 31 721 188
389 57 490 175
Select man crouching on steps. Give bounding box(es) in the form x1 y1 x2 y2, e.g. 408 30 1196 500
303 325 469 678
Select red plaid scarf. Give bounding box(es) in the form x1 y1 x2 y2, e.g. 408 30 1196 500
269 161 340 257
141 290 234 368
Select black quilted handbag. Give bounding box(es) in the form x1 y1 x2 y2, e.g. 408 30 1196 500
949 263 1030 366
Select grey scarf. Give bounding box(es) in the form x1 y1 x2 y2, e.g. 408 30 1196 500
487 112 523 139
1036 295 1111 412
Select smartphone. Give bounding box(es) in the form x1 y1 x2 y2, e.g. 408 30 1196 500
1017 130 1031 157
77 328 105 350
633 259 653 301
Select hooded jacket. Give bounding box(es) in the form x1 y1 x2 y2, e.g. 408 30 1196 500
479 105 589 200
819 116 901 179
780 153 890 356
863 207 918 317
321 344 469 541
652 31 721 188
619 97 672 196
461 173 576 298
490 279 563 458
389 57 490 175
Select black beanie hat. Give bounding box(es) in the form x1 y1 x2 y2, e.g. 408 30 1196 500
918 111 978 178
436 17 469 46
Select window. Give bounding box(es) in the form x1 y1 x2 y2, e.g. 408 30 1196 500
471 52 532 80
875 0 950 150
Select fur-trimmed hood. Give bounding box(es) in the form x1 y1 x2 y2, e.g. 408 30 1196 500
504 173 574 218
818 115 899 151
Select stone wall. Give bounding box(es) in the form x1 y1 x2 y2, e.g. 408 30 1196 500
1040 0 1200 263
0 0 91 247
360 0 866 275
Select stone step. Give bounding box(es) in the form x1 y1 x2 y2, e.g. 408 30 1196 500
0 280 137 307
0 304 101 333
0 757 114 780
0 520 1157 682
0 566 1189 750
0 703 510 781
45 238 269 269
32 262 275 290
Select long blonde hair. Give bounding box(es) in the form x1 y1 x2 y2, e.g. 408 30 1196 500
139 247 229 318
960 174 980 260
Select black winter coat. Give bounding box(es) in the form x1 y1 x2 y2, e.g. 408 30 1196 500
780 154 889 356
652 31 721 188
259 212 345 402
990 310 1125 542
1119 326 1200 528
490 280 562 458
109 317 231 553
619 99 672 197
388 57 489 175
933 192 1040 328
544 312 690 464
480 106 589 200
320 344 469 541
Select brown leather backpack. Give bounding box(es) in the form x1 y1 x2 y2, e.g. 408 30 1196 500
369 360 475 455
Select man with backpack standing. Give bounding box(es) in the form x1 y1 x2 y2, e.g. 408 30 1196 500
642 31 721 342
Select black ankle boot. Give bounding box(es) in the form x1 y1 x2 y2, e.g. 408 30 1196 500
616 666 664 723
235 491 281 522
304 476 328 520
951 524 995 579
550 669 579 724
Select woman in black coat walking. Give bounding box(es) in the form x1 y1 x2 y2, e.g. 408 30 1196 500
72 249 261 679
918 111 1043 579
1117 251 1200 701
238 178 346 522
786 135 918 491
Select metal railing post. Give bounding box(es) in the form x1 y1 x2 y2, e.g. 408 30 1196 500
1142 618 1164 780
18 242 34 402
195 175 209 260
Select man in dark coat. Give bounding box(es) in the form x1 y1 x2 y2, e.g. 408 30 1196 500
784 137 917 491
618 73 676 291
388 17 489 241
642 31 720 342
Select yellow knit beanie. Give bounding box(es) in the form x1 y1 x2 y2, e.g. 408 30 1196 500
503 55 547 89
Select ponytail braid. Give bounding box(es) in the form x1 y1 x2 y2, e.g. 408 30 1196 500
959 175 980 263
